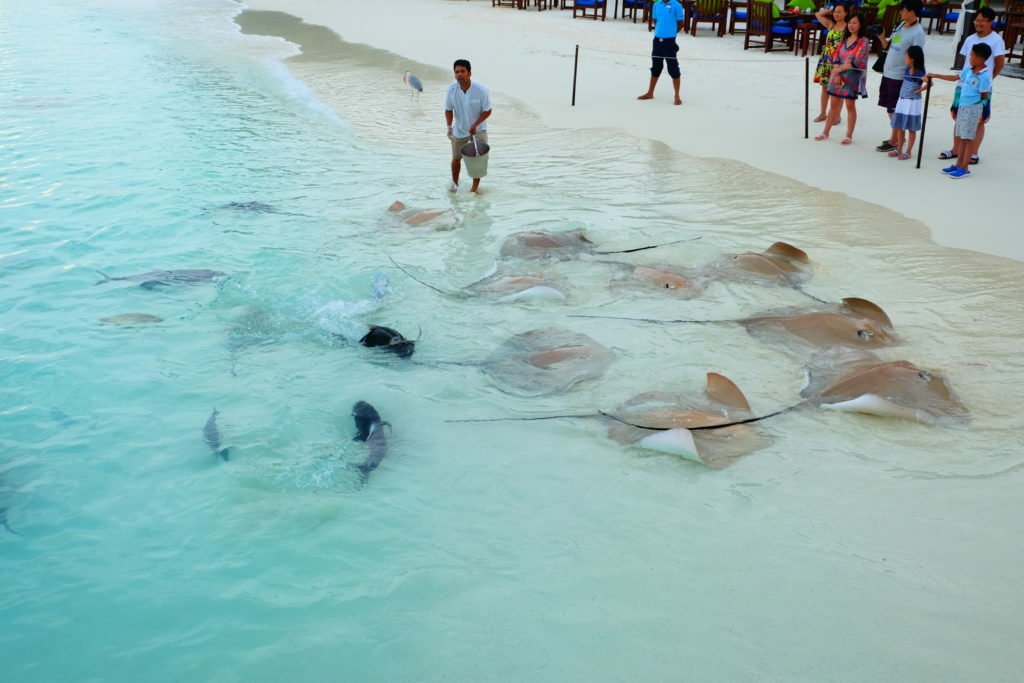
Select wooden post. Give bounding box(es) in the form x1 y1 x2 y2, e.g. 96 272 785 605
572 44 579 106
804 56 810 140
916 82 931 169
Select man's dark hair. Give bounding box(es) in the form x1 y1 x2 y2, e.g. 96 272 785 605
971 42 993 60
900 0 922 15
977 6 996 21
453 59 472 73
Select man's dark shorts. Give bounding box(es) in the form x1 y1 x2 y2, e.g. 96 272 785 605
651 37 680 79
878 76 902 113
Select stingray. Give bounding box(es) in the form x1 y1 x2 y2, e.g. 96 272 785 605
604 373 772 468
604 261 707 299
573 298 897 352
711 241 812 285
801 348 969 424
388 257 568 304
480 328 615 396
387 200 459 229
498 228 699 262
94 269 226 289
447 372 772 469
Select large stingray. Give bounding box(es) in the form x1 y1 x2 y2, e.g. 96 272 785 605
801 349 969 424
498 228 698 262
605 373 772 469
605 261 707 299
387 200 459 229
389 257 568 304
711 241 812 286
743 298 895 350
574 298 896 352
481 328 614 396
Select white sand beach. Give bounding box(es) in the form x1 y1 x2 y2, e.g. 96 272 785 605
240 0 1022 263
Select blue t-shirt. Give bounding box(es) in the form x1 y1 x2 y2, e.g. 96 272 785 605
652 0 685 39
957 66 992 106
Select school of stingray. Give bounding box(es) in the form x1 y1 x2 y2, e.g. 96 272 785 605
74 197 969 495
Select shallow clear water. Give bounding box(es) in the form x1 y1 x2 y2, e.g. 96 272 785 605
3 1 1024 680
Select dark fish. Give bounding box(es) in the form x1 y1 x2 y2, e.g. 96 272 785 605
351 401 391 486
358 325 416 359
203 408 229 461
334 325 417 359
221 201 277 213
0 508 20 536
49 407 78 428
94 269 226 289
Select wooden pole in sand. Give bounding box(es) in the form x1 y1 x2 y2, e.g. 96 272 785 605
572 44 579 107
917 83 931 170
804 57 809 140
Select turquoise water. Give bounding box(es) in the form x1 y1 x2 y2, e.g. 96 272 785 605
3 1 1024 680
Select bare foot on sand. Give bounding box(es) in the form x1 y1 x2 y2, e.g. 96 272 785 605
637 93 654 100
674 96 682 106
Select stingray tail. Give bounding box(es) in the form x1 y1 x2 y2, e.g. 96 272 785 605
794 286 830 304
568 314 722 324
388 256 458 297
94 269 117 285
594 236 702 256
446 412 600 424
218 448 230 462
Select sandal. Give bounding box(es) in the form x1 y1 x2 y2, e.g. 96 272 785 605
841 137 853 145
814 133 829 141
938 149 957 159
887 150 900 158
813 114 827 122
898 153 910 160
970 155 980 165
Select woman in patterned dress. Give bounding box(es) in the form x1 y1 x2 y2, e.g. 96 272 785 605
813 3 849 123
815 15 870 144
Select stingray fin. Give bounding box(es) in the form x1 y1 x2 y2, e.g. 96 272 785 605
766 241 810 263
841 298 893 328
705 373 752 412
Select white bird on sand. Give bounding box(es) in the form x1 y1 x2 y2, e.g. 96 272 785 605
403 71 423 100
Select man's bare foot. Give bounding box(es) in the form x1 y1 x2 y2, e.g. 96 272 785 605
637 93 654 100
674 96 682 106
448 181 458 193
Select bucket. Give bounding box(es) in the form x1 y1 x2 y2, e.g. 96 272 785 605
460 136 490 179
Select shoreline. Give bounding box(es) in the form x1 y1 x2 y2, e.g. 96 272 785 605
238 0 1023 264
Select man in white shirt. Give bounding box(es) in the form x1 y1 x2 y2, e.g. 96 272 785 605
938 7 1005 164
444 59 492 193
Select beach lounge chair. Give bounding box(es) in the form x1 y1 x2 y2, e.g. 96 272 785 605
744 1 795 51
573 0 607 19
492 0 518 7
691 0 729 36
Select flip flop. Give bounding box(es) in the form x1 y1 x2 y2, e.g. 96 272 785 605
938 149 956 159
841 137 853 145
813 114 827 122
898 153 911 160
887 150 900 157
814 134 829 141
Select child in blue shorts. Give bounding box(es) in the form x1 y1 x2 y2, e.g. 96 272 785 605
926 43 992 180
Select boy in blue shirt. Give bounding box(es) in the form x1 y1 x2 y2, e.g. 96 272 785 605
637 0 685 106
927 42 992 180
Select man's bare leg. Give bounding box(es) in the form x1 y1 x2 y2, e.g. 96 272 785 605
470 178 481 193
450 158 461 191
672 77 681 105
637 76 658 100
